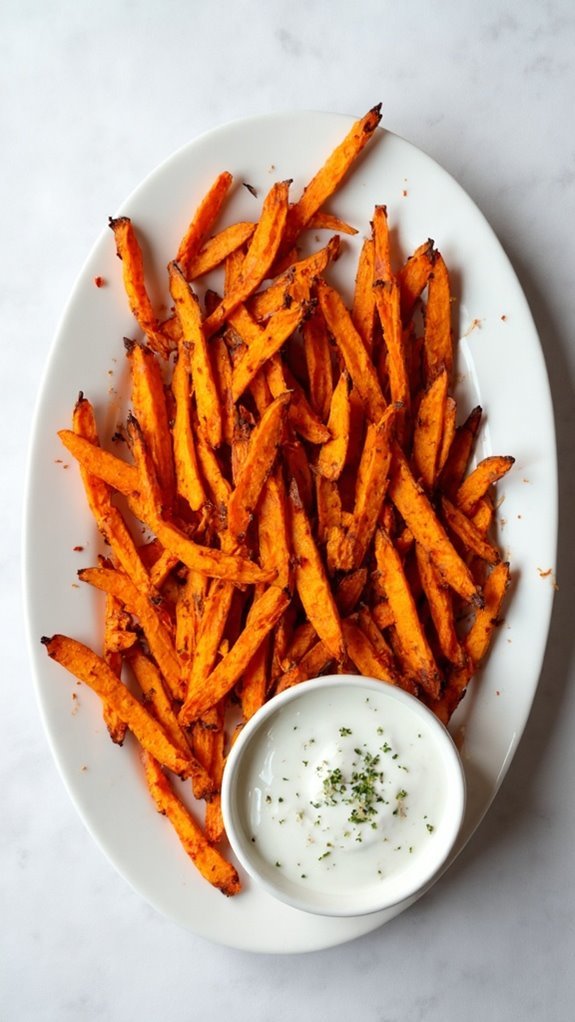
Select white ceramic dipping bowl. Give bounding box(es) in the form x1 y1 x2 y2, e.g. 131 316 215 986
222 675 466 917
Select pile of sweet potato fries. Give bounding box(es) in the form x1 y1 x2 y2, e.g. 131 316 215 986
42 105 513 895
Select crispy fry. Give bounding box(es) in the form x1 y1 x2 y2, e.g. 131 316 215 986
374 279 410 439
79 565 184 701
303 307 333 422
415 543 466 667
280 104 382 252
180 586 290 723
317 371 350 480
335 568 367 616
423 251 452 382
307 211 358 235
171 340 206 511
438 396 457 475
388 445 482 605
42 635 191 776
258 470 291 590
141 751 240 895
434 561 511 722
412 367 449 491
169 261 222 449
373 204 392 282
126 341 176 507
352 237 376 355
181 578 235 717
185 221 256 281
128 646 216 801
275 639 333 694
249 236 341 321
341 407 395 568
58 429 139 497
374 529 442 697
175 171 233 277
109 216 171 357
397 239 434 325
203 180 291 337
289 479 344 661
456 455 515 516
231 302 306 402
175 569 207 666
441 497 500 565
102 590 130 744
317 278 386 422
227 392 289 540
341 618 399 687
439 405 483 497
315 474 342 545
266 357 330 445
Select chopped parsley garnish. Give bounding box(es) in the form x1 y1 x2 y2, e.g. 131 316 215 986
339 727 352 736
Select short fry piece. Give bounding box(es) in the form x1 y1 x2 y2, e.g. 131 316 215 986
441 497 501 565
231 302 306 402
186 222 256 280
227 392 289 540
414 544 466 667
317 371 350 480
439 405 482 497
397 239 434 325
456 456 515 516
58 429 139 498
412 367 449 491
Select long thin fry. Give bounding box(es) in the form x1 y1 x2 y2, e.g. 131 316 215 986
175 171 233 277
109 217 171 357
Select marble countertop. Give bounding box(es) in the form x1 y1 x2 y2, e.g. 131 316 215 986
3 1 574 1019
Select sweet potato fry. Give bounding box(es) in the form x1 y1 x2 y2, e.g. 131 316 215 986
180 586 290 723
175 171 233 277
42 635 192 776
414 543 466 666
315 475 342 544
102 590 130 745
341 407 395 568
439 405 482 497
280 103 382 252
190 222 256 281
181 578 235 716
171 340 206 511
141 751 240 895
153 518 275 586
128 646 216 801
388 445 482 606
374 529 442 697
456 455 515 516
194 421 232 511
423 251 452 382
441 497 500 565
341 618 399 687
335 568 367 616
433 561 511 722
317 371 350 480
373 204 392 282
58 429 139 498
238 585 270 721
356 607 399 676
352 237 376 355
303 307 333 421
79 565 184 701
307 211 358 235
227 392 289 540
371 600 394 631
317 279 386 423
374 279 410 439
175 569 207 666
412 367 449 491
231 302 307 402
275 639 333 694
168 261 222 449
249 236 341 321
203 180 291 337
289 479 344 661
438 395 457 475
397 239 434 325
127 340 176 506
109 216 171 357
258 470 291 590
266 357 330 444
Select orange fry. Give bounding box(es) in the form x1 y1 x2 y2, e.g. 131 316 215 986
317 278 386 422
127 341 176 506
441 497 501 565
58 429 139 498
303 307 333 422
109 216 171 357
175 171 233 278
230 302 307 402
439 405 482 497
352 237 376 355
249 236 341 321
423 251 452 382
42 635 191 776
141 751 240 896
397 239 434 325
203 180 291 337
169 261 222 449
412 367 449 491
171 339 206 511
414 544 466 667
456 456 515 516
266 358 330 445
187 222 256 280
227 392 289 540
289 479 344 661
280 103 382 252
307 211 357 235
317 371 350 480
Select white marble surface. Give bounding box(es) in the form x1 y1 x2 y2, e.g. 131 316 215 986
3 0 575 1018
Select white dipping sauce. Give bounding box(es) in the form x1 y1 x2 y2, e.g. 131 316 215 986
224 677 465 916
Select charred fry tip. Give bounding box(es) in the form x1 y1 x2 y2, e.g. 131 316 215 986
40 635 52 647
75 391 85 406
370 102 383 117
123 336 136 354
